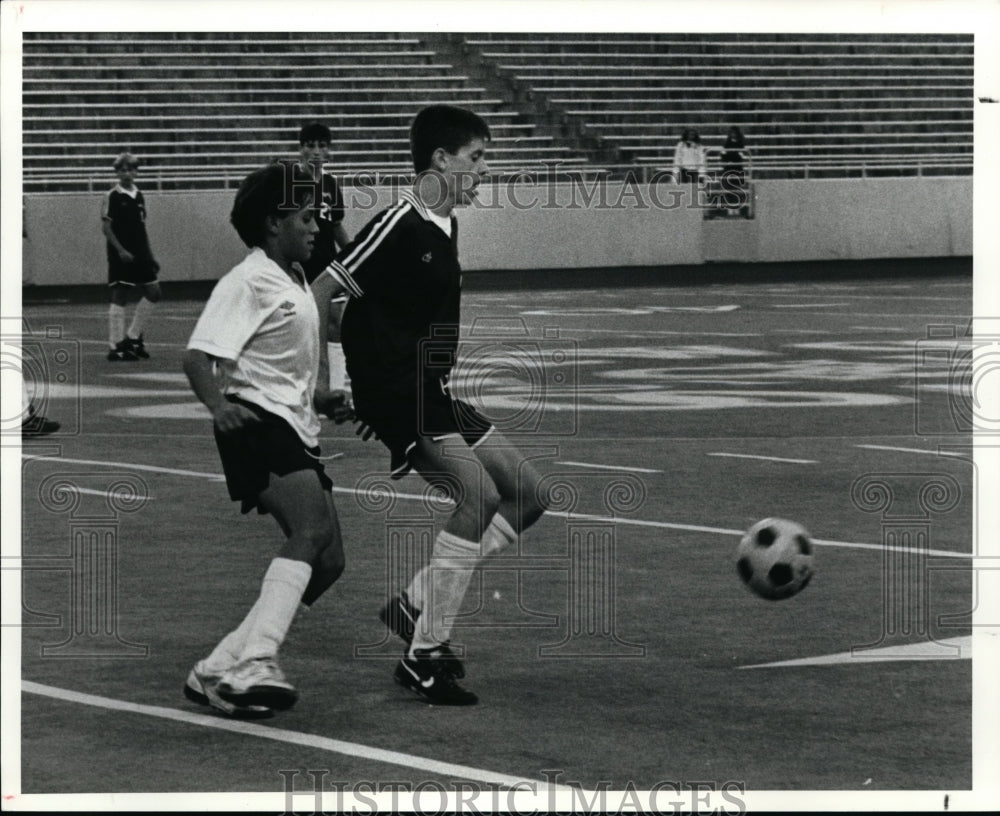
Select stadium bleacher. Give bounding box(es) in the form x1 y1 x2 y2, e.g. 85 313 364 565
21 32 973 192
463 32 972 179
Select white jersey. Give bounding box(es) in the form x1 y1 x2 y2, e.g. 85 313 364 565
187 247 321 447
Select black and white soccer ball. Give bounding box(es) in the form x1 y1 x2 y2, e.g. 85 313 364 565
736 518 815 600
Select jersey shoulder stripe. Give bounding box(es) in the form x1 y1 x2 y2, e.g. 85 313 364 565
325 260 364 298
339 198 412 273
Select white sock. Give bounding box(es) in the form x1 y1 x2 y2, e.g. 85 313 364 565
202 597 264 674
237 558 313 662
481 513 517 556
108 303 126 347
327 341 349 391
410 530 480 654
127 296 155 339
405 515 515 614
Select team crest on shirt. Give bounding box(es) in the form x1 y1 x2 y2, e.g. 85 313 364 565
421 252 433 263
279 300 296 315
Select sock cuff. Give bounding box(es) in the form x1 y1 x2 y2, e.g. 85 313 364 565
481 513 517 556
489 513 516 542
264 557 313 591
434 530 480 559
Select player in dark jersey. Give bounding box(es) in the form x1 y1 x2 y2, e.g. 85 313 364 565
311 105 550 706
292 123 353 410
102 152 161 361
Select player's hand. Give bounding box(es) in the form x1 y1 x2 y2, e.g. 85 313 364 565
211 401 259 433
118 249 135 263
355 420 377 442
315 388 355 424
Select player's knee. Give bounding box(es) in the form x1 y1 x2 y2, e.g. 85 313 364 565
297 520 336 560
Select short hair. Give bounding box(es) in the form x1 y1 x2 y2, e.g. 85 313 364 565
113 151 139 171
299 121 332 145
230 163 315 248
409 105 491 173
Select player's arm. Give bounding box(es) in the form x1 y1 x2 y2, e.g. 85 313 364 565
310 269 354 421
332 222 350 252
100 196 133 262
181 349 257 432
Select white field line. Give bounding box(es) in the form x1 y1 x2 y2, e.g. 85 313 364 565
555 460 662 473
738 635 971 669
706 452 818 464
856 444 970 458
21 454 972 560
21 681 570 791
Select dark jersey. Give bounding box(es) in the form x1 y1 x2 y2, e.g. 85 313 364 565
283 163 345 281
104 186 152 258
103 185 159 282
327 189 460 392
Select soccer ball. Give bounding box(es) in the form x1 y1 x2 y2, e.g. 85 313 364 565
736 518 815 600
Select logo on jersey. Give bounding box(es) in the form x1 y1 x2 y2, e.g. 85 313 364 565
421 252 433 263
279 300 296 316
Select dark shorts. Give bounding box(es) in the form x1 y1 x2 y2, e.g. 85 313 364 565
352 377 494 479
108 251 160 287
213 396 333 514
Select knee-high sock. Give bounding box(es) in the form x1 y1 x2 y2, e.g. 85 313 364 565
404 513 516 614
237 557 313 662
202 597 265 674
108 303 126 347
327 341 349 392
410 530 480 654
127 296 156 339
480 512 517 556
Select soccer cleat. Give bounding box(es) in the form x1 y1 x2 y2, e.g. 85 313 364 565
216 656 298 710
127 334 150 359
106 340 139 362
394 647 478 706
183 662 274 719
21 404 60 437
380 593 465 677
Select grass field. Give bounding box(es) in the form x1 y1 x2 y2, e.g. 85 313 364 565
10 262 980 805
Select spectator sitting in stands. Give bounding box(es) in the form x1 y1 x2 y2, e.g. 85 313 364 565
672 129 705 185
720 126 748 212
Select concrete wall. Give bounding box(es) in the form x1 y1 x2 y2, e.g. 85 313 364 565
21 177 972 287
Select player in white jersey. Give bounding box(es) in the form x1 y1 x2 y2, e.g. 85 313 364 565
181 163 348 718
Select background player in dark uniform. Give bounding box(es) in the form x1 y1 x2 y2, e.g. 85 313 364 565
294 122 352 404
311 105 550 706
102 152 161 361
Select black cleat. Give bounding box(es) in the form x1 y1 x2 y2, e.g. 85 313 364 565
21 404 60 437
127 334 150 359
380 593 465 677
107 340 139 361
394 648 478 706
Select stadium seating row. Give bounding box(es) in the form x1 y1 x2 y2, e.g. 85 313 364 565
21 31 973 191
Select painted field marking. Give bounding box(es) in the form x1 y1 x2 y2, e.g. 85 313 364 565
21 681 570 791
53 486 155 501
738 635 971 669
771 303 852 308
20 454 972 560
856 444 969 459
21 453 227 481
707 452 818 465
555 460 662 474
